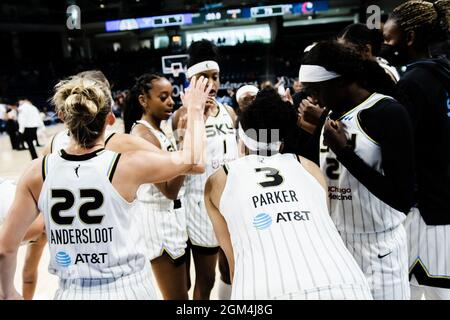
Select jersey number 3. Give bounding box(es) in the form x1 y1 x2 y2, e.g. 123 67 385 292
51 189 104 225
255 167 284 188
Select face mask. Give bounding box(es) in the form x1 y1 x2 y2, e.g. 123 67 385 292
379 43 407 67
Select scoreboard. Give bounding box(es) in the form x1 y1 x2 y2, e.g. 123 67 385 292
105 2 329 32
192 2 328 23
105 13 192 32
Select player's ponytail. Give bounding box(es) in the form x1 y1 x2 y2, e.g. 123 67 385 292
52 76 112 148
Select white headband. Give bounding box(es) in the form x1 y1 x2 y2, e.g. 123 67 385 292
236 85 259 102
298 65 341 83
186 60 220 78
238 123 282 152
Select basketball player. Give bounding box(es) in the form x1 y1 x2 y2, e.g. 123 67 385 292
0 178 47 300
44 70 203 299
300 41 415 299
383 0 450 299
46 70 117 154
171 40 238 300
124 73 189 300
204 88 372 300
235 84 259 114
0 74 210 300
337 23 400 82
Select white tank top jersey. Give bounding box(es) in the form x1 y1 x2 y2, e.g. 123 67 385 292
319 93 406 234
185 102 238 195
37 149 147 280
50 129 116 153
0 178 16 225
134 120 184 207
219 153 370 300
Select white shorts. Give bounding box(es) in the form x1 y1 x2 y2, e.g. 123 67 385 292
184 195 219 248
410 275 450 300
340 225 410 300
404 208 450 294
273 284 373 300
54 264 158 300
137 200 188 261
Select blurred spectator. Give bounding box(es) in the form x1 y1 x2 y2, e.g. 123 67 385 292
0 102 6 133
17 99 44 159
112 90 127 118
4 103 23 150
260 80 273 90
292 79 302 93
217 88 235 108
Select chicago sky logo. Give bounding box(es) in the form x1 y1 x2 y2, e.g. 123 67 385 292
55 251 72 267
253 213 272 230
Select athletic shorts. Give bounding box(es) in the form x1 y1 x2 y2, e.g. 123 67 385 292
272 284 373 300
339 225 410 300
405 208 450 290
137 200 188 261
184 195 219 248
54 264 158 300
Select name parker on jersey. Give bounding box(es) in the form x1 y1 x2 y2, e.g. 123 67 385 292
252 189 299 208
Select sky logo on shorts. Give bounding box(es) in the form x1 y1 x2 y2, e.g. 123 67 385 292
253 213 272 230
55 251 71 267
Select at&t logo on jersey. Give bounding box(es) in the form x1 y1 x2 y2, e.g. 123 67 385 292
253 211 311 230
253 213 272 230
56 251 71 267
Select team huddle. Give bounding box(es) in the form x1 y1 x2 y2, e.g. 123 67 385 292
1 0 450 300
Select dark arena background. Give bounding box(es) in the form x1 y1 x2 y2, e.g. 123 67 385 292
0 0 414 110
0 0 450 306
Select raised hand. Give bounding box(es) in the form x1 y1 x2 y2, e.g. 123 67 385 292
283 88 293 105
182 76 212 114
323 119 348 153
299 98 324 126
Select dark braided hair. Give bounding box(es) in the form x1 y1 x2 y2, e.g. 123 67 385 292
123 73 163 133
302 41 396 96
238 88 298 153
337 23 384 56
390 0 450 44
187 39 220 68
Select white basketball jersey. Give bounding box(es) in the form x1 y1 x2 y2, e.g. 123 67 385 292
38 149 146 280
0 178 16 225
319 93 406 234
134 120 182 208
185 103 238 195
51 129 116 153
50 130 71 153
220 153 369 299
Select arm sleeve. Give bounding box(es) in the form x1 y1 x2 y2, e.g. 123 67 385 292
395 78 426 130
335 100 415 213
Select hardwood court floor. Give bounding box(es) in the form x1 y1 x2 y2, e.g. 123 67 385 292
0 120 221 300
